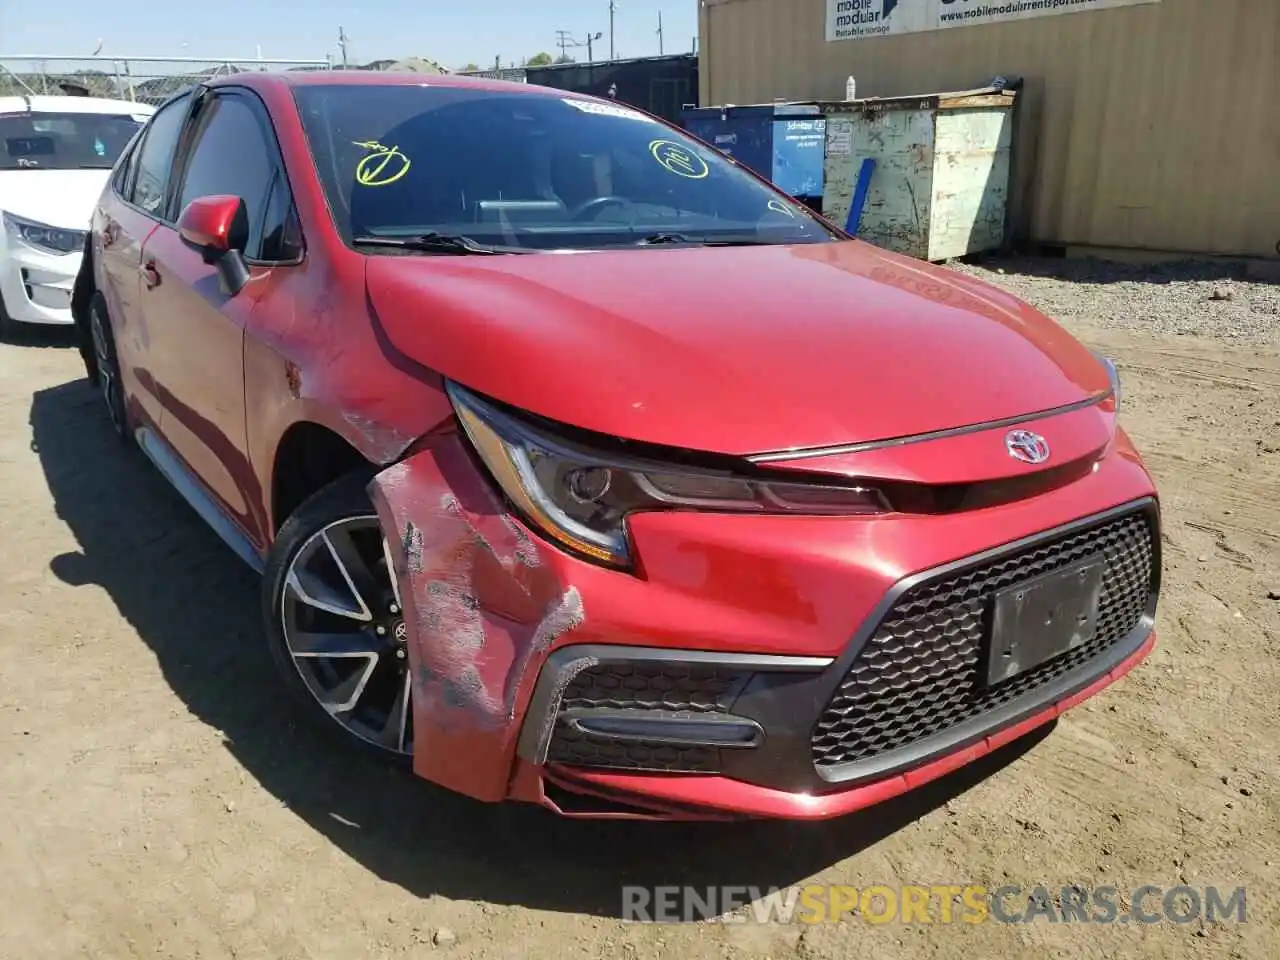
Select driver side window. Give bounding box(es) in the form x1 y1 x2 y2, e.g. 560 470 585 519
174 91 300 262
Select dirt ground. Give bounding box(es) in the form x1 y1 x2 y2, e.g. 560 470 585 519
1 260 1277 960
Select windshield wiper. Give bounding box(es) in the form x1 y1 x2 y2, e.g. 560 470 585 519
636 233 809 248
352 232 525 255
637 233 694 245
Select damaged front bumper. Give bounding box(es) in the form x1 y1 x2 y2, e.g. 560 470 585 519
368 428 1160 821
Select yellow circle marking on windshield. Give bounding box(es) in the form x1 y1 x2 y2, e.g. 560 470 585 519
649 139 709 179
767 199 797 217
352 139 411 187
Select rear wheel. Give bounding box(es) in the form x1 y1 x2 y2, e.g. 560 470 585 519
262 472 414 764
88 294 128 441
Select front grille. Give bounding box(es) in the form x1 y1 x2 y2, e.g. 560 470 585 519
544 662 751 772
811 510 1155 772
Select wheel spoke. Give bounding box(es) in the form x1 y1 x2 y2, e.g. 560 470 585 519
317 655 379 715
381 535 402 610
286 566 371 622
290 629 380 659
323 526 383 619
374 670 413 753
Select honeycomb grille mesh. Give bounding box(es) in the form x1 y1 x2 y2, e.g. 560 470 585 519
811 510 1155 771
558 662 746 713
545 662 750 773
545 725 721 773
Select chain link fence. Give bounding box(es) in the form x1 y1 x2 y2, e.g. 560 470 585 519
0 56 333 105
456 67 529 83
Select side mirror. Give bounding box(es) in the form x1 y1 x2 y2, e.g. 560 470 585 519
178 195 251 295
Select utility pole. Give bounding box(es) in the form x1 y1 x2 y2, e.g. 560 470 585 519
585 30 603 63
556 29 595 62
337 26 349 68
609 0 617 60
657 11 664 55
555 30 574 61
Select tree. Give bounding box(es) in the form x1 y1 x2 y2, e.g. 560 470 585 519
459 62 480 72
554 54 575 64
526 52 554 66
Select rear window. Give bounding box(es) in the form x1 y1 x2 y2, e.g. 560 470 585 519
292 84 836 252
0 112 145 170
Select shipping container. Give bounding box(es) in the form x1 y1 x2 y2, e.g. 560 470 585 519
526 53 699 125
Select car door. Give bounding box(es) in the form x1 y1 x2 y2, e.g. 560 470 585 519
137 87 283 540
96 92 192 432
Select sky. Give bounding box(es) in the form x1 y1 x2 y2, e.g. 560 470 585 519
0 0 698 70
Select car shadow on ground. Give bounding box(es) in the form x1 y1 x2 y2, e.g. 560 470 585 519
1 323 78 349
30 377 1053 919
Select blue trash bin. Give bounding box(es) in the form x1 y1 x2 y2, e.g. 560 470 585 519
682 103 826 213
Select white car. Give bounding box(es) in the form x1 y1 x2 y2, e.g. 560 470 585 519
0 94 153 333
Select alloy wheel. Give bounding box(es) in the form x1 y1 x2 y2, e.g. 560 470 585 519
89 303 123 435
280 515 413 756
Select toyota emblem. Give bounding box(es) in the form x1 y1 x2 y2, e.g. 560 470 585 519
1005 429 1051 465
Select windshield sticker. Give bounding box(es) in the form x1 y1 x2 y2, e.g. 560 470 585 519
352 139 411 187
767 199 798 217
649 139 709 180
562 98 657 122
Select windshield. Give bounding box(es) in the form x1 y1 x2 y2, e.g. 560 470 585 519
293 84 839 252
0 111 145 170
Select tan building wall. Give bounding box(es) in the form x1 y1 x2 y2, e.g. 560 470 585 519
699 0 1280 259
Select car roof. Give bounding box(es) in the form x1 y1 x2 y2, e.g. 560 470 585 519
207 69 581 99
0 93 155 116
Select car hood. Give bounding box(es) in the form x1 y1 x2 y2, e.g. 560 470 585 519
364 240 1111 457
0 169 109 230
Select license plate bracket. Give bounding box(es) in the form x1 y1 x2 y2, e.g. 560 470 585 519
986 556 1106 686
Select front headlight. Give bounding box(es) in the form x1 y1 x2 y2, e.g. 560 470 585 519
448 382 890 568
2 211 87 255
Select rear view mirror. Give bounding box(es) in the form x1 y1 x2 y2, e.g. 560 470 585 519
178 195 251 295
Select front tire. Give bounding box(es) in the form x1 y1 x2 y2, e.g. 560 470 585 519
262 472 414 765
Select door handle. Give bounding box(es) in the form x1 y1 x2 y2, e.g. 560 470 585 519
140 260 161 289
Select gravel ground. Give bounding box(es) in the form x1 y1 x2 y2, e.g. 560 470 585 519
950 257 1280 346
0 263 1278 960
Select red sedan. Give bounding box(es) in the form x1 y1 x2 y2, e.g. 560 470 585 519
71 71 1160 821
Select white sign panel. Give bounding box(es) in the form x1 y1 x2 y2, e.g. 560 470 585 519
826 0 1160 42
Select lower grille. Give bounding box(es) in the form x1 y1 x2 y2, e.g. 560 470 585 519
811 509 1155 772
546 724 723 772
544 662 751 773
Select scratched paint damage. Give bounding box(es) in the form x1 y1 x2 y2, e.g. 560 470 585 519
367 437 584 799
341 410 418 464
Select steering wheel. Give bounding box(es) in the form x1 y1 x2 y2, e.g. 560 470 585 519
569 195 632 221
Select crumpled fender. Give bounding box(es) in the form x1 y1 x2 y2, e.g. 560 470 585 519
367 432 583 802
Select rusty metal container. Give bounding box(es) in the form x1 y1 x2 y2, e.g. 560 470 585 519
821 87 1018 260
